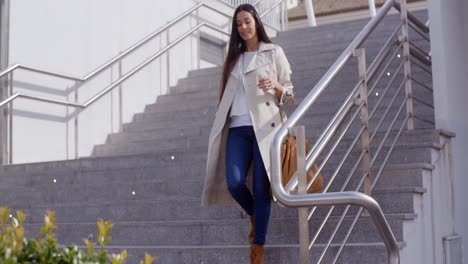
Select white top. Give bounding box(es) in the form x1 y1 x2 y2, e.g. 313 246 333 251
230 51 255 128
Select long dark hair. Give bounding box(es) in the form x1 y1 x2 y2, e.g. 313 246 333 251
219 4 272 101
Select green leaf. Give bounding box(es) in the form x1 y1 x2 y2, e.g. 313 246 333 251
83 238 95 256
16 211 26 224
0 207 11 224
40 210 57 237
11 217 19 228
97 219 113 247
143 252 159 264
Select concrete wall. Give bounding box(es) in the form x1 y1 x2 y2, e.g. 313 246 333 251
427 0 468 262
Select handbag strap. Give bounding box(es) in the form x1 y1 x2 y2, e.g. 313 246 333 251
279 96 296 124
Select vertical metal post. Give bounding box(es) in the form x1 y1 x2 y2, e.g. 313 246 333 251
399 0 415 130
118 59 123 131
65 85 70 159
304 0 316 27
110 64 114 133
196 8 200 70
0 76 6 165
7 71 12 163
0 97 5 165
74 86 79 159
353 48 372 195
166 30 170 93
368 0 376 17
159 34 163 96
0 0 10 165
291 126 310 264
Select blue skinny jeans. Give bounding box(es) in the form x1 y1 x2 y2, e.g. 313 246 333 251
225 125 271 245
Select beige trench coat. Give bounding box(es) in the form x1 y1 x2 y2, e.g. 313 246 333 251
202 42 294 205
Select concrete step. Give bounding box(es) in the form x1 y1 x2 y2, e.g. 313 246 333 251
93 136 208 157
86 242 400 264
9 200 247 223
0 151 207 176
23 214 409 248
107 124 212 145
376 163 433 189
108 112 433 147
144 96 218 113
153 73 414 105
0 161 432 201
125 96 434 133
0 179 206 205
120 116 213 133
138 90 432 128
186 66 222 78
96 113 435 157
2 181 424 222
2 129 440 186
95 117 438 157
0 163 205 187
0 158 425 204
159 76 432 117
0 152 433 198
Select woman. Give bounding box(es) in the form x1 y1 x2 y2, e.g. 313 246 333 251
202 3 293 263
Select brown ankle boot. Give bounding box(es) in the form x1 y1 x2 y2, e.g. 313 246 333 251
250 244 264 264
248 215 254 245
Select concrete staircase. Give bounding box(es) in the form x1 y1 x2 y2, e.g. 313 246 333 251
0 10 441 263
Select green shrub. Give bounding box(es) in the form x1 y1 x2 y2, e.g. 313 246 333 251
0 207 158 264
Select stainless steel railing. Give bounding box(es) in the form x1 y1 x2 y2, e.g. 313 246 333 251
0 0 287 164
271 0 433 263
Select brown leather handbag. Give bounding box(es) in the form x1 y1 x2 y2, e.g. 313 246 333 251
281 136 324 193
280 98 324 193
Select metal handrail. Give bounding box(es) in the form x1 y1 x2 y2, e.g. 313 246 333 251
272 0 431 197
0 64 83 82
0 22 229 110
268 0 437 262
285 39 404 193
210 0 237 9
278 0 395 131
260 0 283 19
0 0 284 82
83 22 229 108
0 92 83 108
0 2 221 81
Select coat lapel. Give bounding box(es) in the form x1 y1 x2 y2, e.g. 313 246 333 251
245 42 275 74
229 42 276 78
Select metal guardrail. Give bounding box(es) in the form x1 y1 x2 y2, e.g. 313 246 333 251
271 0 433 263
0 0 284 82
1 22 229 111
0 0 287 164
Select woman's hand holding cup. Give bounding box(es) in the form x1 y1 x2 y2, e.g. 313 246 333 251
257 71 276 91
